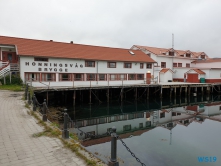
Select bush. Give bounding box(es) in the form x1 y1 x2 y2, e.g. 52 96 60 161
0 74 23 85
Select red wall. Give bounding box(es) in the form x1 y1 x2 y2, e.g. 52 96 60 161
2 51 18 63
206 79 221 83
173 78 184 82
187 73 199 83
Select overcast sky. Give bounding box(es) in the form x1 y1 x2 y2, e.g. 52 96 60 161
0 0 221 57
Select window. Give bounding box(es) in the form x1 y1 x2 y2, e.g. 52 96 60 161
139 123 143 129
169 51 174 56
41 73 56 81
186 63 190 68
98 74 106 81
137 74 144 80
85 61 95 67
110 74 118 81
128 74 136 80
119 74 126 80
180 55 184 57
201 55 205 59
124 63 132 68
219 106 221 110
172 112 176 116
173 63 177 67
34 57 48 61
146 63 152 69
186 53 191 58
160 112 165 118
140 63 144 69
74 74 84 81
99 117 106 124
25 73 40 81
178 63 182 67
123 125 131 131
87 119 97 126
161 62 166 68
128 114 135 119
87 74 96 81
167 123 173 127
107 62 116 68
85 131 95 139
59 73 71 81
146 121 151 127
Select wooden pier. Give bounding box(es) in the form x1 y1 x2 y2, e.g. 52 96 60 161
33 82 221 105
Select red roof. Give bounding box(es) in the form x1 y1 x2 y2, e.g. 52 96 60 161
160 68 174 73
132 45 209 59
186 68 205 74
192 58 221 63
0 36 156 63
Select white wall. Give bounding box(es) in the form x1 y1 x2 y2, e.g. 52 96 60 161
159 72 173 83
192 61 221 68
20 56 154 87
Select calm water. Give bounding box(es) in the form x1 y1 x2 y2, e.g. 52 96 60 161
68 95 221 166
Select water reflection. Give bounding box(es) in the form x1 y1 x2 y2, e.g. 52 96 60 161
68 95 221 166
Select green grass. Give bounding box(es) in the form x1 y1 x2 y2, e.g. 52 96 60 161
27 109 102 166
0 85 23 91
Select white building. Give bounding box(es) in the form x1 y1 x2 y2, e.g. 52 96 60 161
0 36 156 87
131 45 221 83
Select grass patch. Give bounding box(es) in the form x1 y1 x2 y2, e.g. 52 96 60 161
0 85 23 91
27 109 102 166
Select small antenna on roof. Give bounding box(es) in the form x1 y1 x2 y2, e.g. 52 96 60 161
172 33 174 49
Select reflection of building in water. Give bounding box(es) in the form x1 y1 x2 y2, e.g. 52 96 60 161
70 111 152 140
155 102 221 129
70 101 221 146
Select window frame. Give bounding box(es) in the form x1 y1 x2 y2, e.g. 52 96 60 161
137 74 144 80
128 74 136 80
74 73 84 81
161 62 166 68
173 63 177 67
186 63 190 68
107 62 116 68
98 74 107 81
124 62 132 68
186 53 191 58
59 73 72 81
178 63 182 67
41 73 56 81
86 74 96 81
34 57 48 62
169 51 174 56
25 72 40 82
146 63 152 69
85 61 95 67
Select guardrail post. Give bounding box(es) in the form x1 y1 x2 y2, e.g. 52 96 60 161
28 91 31 105
25 84 28 100
42 99 47 122
62 109 69 139
33 94 36 111
109 126 119 166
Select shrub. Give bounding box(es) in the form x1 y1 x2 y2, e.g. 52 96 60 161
0 74 23 85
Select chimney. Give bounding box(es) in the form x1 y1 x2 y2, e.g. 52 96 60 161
70 41 73 44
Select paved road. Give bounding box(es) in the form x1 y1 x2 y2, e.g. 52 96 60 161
0 90 87 166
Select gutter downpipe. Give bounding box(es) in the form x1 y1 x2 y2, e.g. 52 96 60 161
96 61 98 85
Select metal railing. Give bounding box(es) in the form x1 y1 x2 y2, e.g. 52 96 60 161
0 61 10 79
